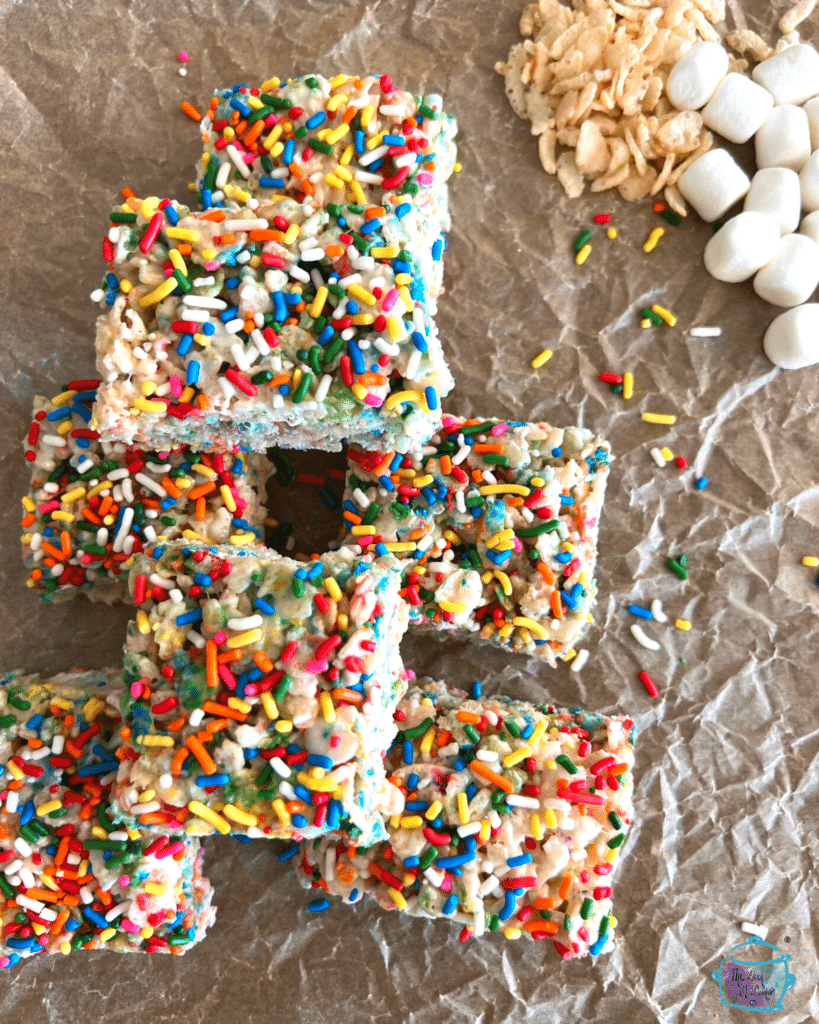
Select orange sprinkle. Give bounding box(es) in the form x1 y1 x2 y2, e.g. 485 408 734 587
537 563 555 587
186 735 217 774
20 513 35 529
201 210 226 223
51 908 71 935
325 245 345 258
550 590 563 619
472 444 503 454
286 801 304 816
244 119 265 146
80 509 102 525
533 897 556 911
332 688 363 704
217 649 242 664
165 717 186 732
202 701 247 722
249 229 277 241
358 372 387 386
365 206 386 219
558 874 573 901
253 651 274 674
217 233 237 246
471 469 483 484
469 759 514 793
524 919 559 935
456 711 482 725
171 747 189 777
180 101 203 122
121 187 136 200
343 105 357 124
188 481 216 500
161 476 182 499
266 374 291 388
195 496 207 522
206 640 218 688
177 243 193 255
440 455 452 475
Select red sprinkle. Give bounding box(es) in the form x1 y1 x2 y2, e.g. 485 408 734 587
598 372 623 385
592 213 612 224
639 670 659 698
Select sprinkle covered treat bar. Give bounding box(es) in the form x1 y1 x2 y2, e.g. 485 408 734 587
342 417 611 664
297 679 635 956
21 382 271 603
116 541 409 841
94 190 453 454
0 670 214 969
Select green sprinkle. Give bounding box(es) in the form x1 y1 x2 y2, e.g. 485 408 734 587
640 307 665 326
0 876 16 899
460 421 496 435
483 454 509 467
598 915 610 938
323 334 345 363
173 269 192 292
505 719 521 739
110 210 137 224
294 126 309 139
292 577 305 598
516 520 560 538
607 833 625 849
308 346 323 376
418 103 439 120
9 695 31 711
311 139 333 155
292 372 312 404
608 811 623 830
402 716 433 740
419 846 437 870
251 370 274 386
489 914 501 932
83 839 129 852
273 674 292 703
463 724 480 745
667 557 689 580
580 897 594 920
352 233 370 254
660 208 682 226
261 94 291 109
0 714 17 729
362 502 380 526
465 496 485 509
573 229 593 252
389 501 412 520
555 754 578 775
168 935 191 946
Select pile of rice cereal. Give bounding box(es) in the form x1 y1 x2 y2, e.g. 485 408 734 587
496 0 734 213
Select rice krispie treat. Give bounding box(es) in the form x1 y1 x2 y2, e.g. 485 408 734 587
297 679 635 958
93 192 453 453
115 541 409 842
0 669 214 969
341 416 611 664
21 381 270 603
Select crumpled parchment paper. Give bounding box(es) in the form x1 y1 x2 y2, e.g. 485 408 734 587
1 1 818 1021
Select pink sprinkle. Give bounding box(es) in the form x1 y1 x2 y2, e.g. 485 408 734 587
205 261 220 272
170 375 183 398
416 171 434 186
490 423 508 436
305 659 328 674
218 664 237 690
441 416 456 429
512 538 523 553
178 51 189 62
118 874 130 887
130 681 142 699
364 394 383 407
213 630 227 645
440 874 452 893
121 919 141 934
381 287 400 312
39 500 60 514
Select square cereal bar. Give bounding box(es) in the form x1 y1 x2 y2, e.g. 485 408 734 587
21 380 270 603
341 416 611 664
0 669 214 968
94 192 453 453
115 541 408 842
296 679 635 958
194 71 457 309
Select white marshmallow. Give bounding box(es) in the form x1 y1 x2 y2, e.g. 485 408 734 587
799 210 819 245
703 212 781 283
754 234 819 307
755 105 812 171
702 73 774 144
752 44 819 107
763 304 819 368
744 168 801 236
666 41 729 111
804 97 819 151
678 149 751 222
800 150 819 212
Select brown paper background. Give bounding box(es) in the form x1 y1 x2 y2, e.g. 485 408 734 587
1 0 819 1020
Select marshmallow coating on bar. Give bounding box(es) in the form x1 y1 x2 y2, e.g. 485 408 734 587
116 541 409 842
297 680 635 957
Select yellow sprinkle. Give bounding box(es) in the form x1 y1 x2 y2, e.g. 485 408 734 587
36 800 63 816
220 484 237 512
283 223 300 245
389 814 402 830
335 165 353 182
802 556 819 567
351 383 368 402
261 76 281 92
529 719 548 746
383 542 417 553
260 691 278 722
439 600 467 614
140 196 160 220
543 808 558 829
497 624 515 640
274 720 293 734
191 464 216 478
384 390 429 413
487 529 514 549
134 396 166 415
360 104 375 128
388 887 408 911
329 73 349 89
140 926 154 939
371 245 399 259
575 243 592 265
347 283 377 306
651 304 677 327
605 847 619 864
660 447 674 462
165 227 200 242
144 882 167 897
21 495 36 512
272 798 290 825
349 179 366 205
135 608 149 634
137 789 156 804
494 570 513 596
366 130 384 150
607 227 618 239
229 532 256 546
60 486 86 505
419 726 435 755
643 227 665 253
264 124 283 150
99 927 117 943
60 941 72 955
297 772 336 793
187 800 231 834
319 690 335 723
138 735 174 747
503 746 532 768
623 372 634 400
479 819 492 845
168 249 187 274
512 616 547 640
227 696 252 714
339 143 354 167
425 800 442 821
139 277 177 307
327 94 347 112
400 816 424 830
223 804 259 827
51 511 74 523
337 613 348 631
530 813 544 841
56 420 73 437
326 123 350 145
324 577 343 602
50 390 76 408
504 927 522 940
675 619 691 631
479 484 530 497
531 347 553 369
227 628 262 649
640 318 652 330
350 313 374 326
641 412 677 425
325 173 345 189
457 791 469 825
246 95 264 111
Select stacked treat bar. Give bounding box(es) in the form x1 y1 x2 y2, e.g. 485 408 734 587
10 72 631 968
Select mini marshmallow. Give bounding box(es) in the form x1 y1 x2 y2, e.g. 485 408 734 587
702 73 774 144
666 41 729 111
752 44 819 107
800 151 819 212
763 304 819 369
703 212 780 283
678 149 750 222
805 97 819 151
755 105 811 171
799 210 819 245
744 168 801 236
754 234 819 307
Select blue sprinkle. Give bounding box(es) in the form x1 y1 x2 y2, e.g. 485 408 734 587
219 306 239 323
425 386 438 411
403 856 420 868
432 239 443 261
470 680 482 699
76 761 118 777
507 853 533 868
368 158 383 172
201 188 213 208
348 340 365 375
555 552 572 564
560 495 575 506
378 474 394 492
19 800 34 826
327 800 341 830
383 134 404 145
176 609 203 626
284 139 295 164
254 597 275 614
233 834 252 844
46 407 71 422
317 325 334 345
407 772 419 790
561 591 577 610
278 385 291 397
307 897 330 913
224 276 240 290
695 477 708 490
307 753 333 770
201 321 216 336
260 176 285 189
499 890 517 921
361 217 381 235
229 98 251 117
272 291 288 321
305 111 326 129
244 747 259 761
193 573 213 587
177 334 194 357
293 784 315 805
590 934 608 955
196 773 229 787
291 813 308 829
346 299 359 315
348 888 360 902
402 740 413 765
571 582 584 599
355 130 365 153
628 604 652 620
396 203 411 219
405 800 428 813
465 783 477 802
83 907 110 930
551 447 563 457
278 841 300 862
442 894 458 915
25 713 44 731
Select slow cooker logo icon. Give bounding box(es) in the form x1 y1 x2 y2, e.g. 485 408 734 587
712 936 796 1013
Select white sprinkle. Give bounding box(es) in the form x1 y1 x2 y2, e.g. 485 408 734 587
359 144 389 167
105 901 131 922
570 649 590 673
424 867 444 888
688 326 722 337
90 288 105 303
13 837 32 858
288 263 311 283
456 821 482 838
224 318 244 335
227 614 263 630
478 875 501 897
158 774 173 790
505 794 539 809
651 599 668 623
251 328 271 356
226 144 252 178
650 447 667 468
221 218 267 232
112 506 134 553
354 169 383 185
181 294 228 310
4 791 18 815
472 909 486 938
189 708 205 728
133 801 161 815
324 846 336 884
476 748 499 762
270 757 291 779
300 247 325 262
215 161 231 190
186 630 206 649
631 624 661 651
741 921 769 940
